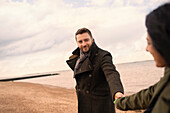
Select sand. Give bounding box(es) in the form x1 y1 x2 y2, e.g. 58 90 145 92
0 82 77 113
0 82 143 113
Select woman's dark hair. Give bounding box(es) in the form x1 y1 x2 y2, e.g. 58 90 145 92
146 3 170 66
75 28 93 40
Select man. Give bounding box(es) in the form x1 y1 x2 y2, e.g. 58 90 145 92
66 28 124 113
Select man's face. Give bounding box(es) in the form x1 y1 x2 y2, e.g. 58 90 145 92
76 32 94 53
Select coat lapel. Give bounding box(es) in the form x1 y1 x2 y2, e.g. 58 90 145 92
66 57 78 71
74 57 94 77
66 47 80 71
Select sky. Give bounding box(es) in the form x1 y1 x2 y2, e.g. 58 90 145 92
0 0 169 77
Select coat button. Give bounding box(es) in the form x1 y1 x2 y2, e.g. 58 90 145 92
78 89 81 92
89 74 92 78
86 90 89 94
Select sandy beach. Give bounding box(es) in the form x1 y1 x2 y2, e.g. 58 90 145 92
0 82 77 113
0 81 144 113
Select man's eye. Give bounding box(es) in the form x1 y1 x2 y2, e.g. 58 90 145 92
78 41 82 43
84 39 89 42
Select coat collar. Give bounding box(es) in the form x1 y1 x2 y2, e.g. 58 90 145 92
71 41 99 61
66 42 99 77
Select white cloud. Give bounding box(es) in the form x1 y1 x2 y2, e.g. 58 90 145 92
0 0 169 76
84 0 113 6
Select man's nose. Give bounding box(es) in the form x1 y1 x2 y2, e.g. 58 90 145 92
82 41 86 46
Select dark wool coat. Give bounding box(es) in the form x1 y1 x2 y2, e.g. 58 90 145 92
66 42 124 113
115 67 170 113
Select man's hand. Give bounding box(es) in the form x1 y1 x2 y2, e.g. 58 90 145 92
115 92 124 100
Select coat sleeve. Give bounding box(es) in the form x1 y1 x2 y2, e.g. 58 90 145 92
151 81 170 113
101 52 124 100
115 81 159 110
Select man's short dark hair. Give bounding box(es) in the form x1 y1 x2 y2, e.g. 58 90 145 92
75 28 93 40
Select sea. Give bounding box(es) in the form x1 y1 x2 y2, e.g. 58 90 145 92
4 60 165 95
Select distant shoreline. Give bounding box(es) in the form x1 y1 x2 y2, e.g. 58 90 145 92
116 60 154 65
0 60 154 79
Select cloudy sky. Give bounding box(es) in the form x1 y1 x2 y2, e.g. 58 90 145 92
0 0 169 77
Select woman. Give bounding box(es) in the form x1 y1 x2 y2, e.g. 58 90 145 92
115 3 170 113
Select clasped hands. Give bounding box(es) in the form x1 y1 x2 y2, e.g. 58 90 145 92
114 92 124 104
